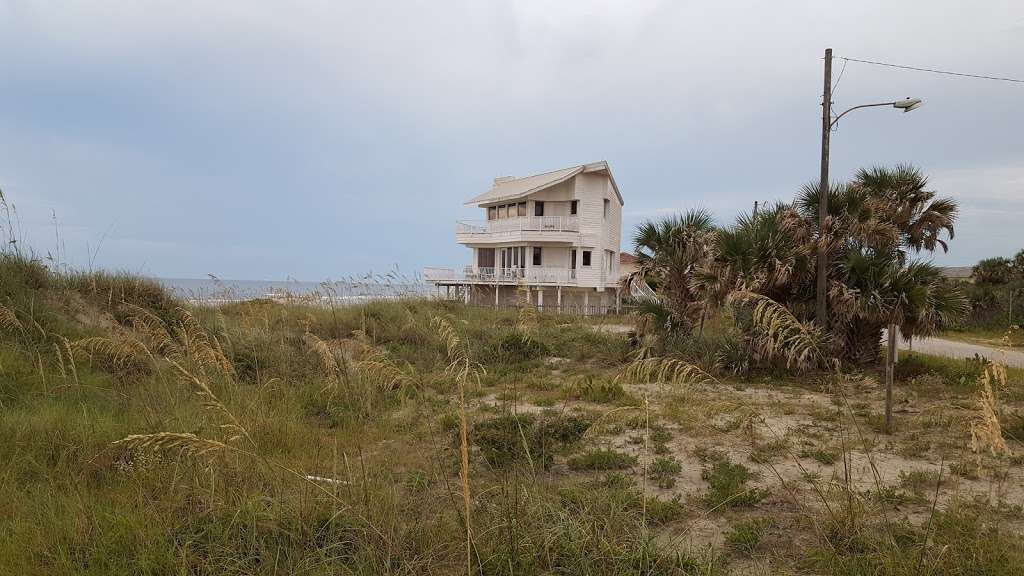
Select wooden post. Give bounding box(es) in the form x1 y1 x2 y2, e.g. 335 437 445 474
537 288 544 310
557 285 562 312
583 290 590 316
885 322 896 434
615 288 621 314
495 285 500 306
816 47 833 329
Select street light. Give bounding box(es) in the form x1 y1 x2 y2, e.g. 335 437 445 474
815 47 923 330
831 98 924 127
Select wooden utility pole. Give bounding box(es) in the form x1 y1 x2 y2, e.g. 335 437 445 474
816 48 833 328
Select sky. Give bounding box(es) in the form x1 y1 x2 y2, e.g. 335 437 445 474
1 1 1022 280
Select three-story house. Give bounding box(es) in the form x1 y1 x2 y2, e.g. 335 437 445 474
425 161 624 313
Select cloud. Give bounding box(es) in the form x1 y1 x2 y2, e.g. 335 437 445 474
0 1 1022 277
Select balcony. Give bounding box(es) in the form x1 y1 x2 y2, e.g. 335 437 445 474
423 266 578 285
455 216 580 244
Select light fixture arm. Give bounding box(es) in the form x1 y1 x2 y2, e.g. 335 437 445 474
829 101 899 128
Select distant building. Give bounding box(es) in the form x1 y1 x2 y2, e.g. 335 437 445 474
618 252 638 281
941 266 973 282
424 161 625 313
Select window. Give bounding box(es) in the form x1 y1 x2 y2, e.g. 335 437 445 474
517 202 527 217
478 248 495 268
570 249 577 269
603 198 610 219
487 206 496 220
570 200 578 215
534 201 545 217
532 247 542 266
582 250 592 267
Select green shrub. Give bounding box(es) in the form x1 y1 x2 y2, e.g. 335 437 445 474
644 495 688 525
725 517 772 553
649 456 682 489
895 352 990 390
568 448 637 471
799 446 839 465
472 412 591 469
898 469 942 496
575 376 636 405
702 456 767 509
489 332 549 363
807 504 1024 574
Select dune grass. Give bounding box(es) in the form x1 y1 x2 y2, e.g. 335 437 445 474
2 252 1024 575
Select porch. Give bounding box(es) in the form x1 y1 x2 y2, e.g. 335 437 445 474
427 283 624 315
423 266 577 285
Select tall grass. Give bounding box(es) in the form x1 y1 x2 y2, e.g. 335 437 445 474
2 251 1024 575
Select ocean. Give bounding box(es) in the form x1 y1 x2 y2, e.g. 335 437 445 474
156 276 433 304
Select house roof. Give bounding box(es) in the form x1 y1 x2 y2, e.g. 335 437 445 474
465 161 624 206
619 252 638 266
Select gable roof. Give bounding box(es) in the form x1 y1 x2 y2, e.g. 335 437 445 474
465 161 624 206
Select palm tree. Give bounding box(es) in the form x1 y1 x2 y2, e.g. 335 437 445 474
973 257 1014 285
701 204 814 307
831 250 967 362
633 209 716 332
851 165 958 254
1013 249 1024 278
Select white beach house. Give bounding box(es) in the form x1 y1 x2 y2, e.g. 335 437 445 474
424 161 625 313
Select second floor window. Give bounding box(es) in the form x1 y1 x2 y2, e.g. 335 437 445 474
517 202 527 217
603 198 610 219
487 206 496 220
534 201 545 217
532 247 542 266
570 200 578 215
582 250 592 267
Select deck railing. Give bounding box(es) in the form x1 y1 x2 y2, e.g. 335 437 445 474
423 266 577 285
456 216 579 235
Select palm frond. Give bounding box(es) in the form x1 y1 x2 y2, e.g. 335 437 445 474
731 291 828 371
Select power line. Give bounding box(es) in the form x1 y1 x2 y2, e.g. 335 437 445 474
831 57 849 95
836 56 1024 84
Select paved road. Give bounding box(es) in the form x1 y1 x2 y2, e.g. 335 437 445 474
904 336 1024 368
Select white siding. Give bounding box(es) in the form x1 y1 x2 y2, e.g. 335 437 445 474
456 168 623 291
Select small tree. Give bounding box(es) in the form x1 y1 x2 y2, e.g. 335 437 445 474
633 209 716 334
973 257 1014 286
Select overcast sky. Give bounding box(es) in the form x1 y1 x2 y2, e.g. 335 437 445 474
2 1 1022 280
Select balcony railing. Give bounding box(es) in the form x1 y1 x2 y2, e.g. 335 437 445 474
456 216 579 235
423 266 577 284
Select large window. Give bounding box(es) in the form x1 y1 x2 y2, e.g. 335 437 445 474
532 247 542 266
570 249 577 269
603 198 610 219
570 200 578 215
534 201 545 217
517 202 527 217
582 250 592 267
487 206 496 220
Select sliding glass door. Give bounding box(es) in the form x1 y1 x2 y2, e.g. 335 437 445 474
499 246 526 279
